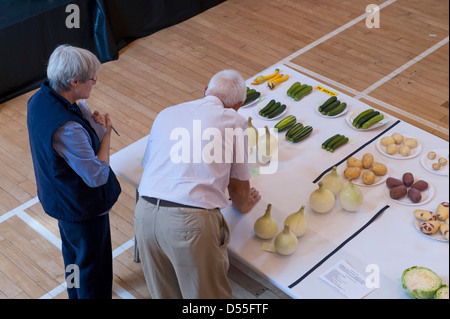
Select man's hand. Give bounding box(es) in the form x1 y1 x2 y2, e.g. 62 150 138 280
228 179 261 214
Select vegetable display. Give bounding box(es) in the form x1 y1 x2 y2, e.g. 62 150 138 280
254 204 278 239
401 266 443 299
258 99 286 119
386 172 429 203
286 82 313 101
318 96 347 117
322 134 349 152
339 180 364 212
274 225 298 256
285 123 313 143
244 87 261 106
251 69 280 85
414 202 449 241
284 205 307 237
320 167 345 196
309 182 335 214
352 109 385 129
274 115 296 131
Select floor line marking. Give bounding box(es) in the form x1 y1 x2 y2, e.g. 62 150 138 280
283 61 449 137
356 36 450 97
282 0 397 62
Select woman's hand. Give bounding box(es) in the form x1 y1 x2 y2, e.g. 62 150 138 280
92 111 112 134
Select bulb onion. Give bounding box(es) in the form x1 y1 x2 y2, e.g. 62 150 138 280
321 166 345 196
257 126 278 157
247 117 258 152
339 180 364 212
274 225 298 256
284 205 307 237
254 204 278 239
309 182 335 214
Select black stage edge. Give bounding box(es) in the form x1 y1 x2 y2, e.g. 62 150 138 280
0 0 226 104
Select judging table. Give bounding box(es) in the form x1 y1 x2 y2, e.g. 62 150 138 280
110 63 449 299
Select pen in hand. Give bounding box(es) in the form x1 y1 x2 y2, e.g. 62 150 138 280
111 125 120 136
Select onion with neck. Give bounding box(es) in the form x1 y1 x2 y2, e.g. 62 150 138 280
257 126 278 164
309 182 335 213
274 225 298 256
321 166 345 196
339 180 364 212
284 205 307 237
254 204 278 239
247 117 258 154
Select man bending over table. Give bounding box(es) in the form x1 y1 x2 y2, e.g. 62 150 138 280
134 69 261 299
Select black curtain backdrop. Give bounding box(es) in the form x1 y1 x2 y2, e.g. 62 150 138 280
0 0 225 104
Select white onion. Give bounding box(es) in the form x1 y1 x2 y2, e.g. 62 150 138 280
254 204 278 239
321 166 345 196
284 205 307 237
309 182 335 214
339 180 364 212
274 225 298 256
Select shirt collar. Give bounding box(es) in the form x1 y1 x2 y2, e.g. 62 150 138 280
42 80 83 117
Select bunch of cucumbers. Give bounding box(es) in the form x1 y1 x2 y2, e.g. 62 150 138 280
286 82 313 101
258 99 287 119
274 115 313 143
321 134 349 152
352 109 384 129
244 87 261 106
318 96 347 117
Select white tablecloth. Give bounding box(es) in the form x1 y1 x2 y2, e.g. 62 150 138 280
110 62 449 299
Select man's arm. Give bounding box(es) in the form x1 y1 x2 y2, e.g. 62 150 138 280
228 178 261 214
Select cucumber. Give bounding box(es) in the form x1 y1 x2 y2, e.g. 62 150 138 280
352 109 374 126
294 85 312 101
321 100 340 114
356 111 380 128
259 99 275 115
261 101 280 116
326 135 346 151
318 96 337 111
275 115 296 131
362 113 384 129
291 126 313 142
286 123 304 139
322 134 341 149
287 82 301 97
246 89 256 95
291 84 307 97
327 102 346 116
243 91 260 105
330 137 349 152
266 104 286 119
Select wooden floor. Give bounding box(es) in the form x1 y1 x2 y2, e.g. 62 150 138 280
0 0 448 299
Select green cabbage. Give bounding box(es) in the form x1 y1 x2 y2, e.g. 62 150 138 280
401 266 442 299
434 285 449 299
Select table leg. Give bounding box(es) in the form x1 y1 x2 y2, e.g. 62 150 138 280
134 188 140 263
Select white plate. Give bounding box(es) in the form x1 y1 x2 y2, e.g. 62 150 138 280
338 162 389 187
255 103 288 121
315 104 349 118
376 134 422 160
242 95 263 108
420 149 449 176
384 183 435 206
414 219 448 242
345 107 390 131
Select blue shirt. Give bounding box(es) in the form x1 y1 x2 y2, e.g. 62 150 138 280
52 101 109 188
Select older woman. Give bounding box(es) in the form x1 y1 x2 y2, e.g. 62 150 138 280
27 45 121 299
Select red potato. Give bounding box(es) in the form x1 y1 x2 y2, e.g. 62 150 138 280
408 188 422 203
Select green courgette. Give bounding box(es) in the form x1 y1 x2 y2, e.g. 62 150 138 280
327 102 346 116
321 100 340 114
361 113 384 129
330 137 349 152
322 134 341 149
275 115 296 131
287 82 301 97
355 111 380 128
286 123 304 139
266 104 286 118
318 96 338 112
352 109 374 126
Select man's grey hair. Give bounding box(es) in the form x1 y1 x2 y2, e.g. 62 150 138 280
47 44 100 92
205 70 246 108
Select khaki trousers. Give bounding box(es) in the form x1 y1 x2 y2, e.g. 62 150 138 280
134 197 232 299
